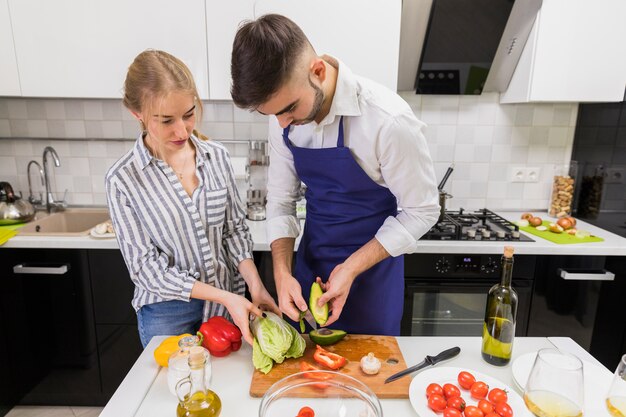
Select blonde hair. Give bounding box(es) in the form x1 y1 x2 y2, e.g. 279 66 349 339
123 49 208 141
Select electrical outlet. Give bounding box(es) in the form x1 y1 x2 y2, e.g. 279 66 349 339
509 167 541 183
605 167 625 184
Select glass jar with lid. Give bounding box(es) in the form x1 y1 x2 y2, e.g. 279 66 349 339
167 335 212 396
548 161 578 217
576 164 605 219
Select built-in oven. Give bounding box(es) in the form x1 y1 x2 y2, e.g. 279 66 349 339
401 253 535 337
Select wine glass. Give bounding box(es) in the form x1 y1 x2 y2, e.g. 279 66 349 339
523 348 584 417
606 353 626 417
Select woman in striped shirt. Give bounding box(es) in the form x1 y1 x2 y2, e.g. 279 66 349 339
106 50 279 348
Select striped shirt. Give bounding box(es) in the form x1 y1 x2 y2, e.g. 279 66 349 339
105 133 252 321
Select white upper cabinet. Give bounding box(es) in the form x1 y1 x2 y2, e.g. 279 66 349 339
205 0 402 100
0 0 20 96
501 0 626 103
205 1 255 100
8 0 209 99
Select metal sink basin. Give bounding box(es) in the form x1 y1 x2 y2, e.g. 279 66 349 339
19 208 110 236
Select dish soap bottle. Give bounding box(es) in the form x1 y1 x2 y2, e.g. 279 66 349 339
481 246 517 366
176 346 222 417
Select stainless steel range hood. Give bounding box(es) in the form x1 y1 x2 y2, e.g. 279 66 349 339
398 0 543 94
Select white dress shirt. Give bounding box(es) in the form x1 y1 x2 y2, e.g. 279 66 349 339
266 59 440 257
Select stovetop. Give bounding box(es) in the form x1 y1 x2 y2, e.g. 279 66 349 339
421 208 534 242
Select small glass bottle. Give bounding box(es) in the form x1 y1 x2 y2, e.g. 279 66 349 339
176 346 222 417
481 246 518 366
168 335 212 396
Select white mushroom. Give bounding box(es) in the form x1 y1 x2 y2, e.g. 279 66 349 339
360 352 381 375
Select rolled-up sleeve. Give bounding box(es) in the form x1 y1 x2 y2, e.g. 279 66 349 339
374 111 440 256
266 118 303 244
106 175 198 304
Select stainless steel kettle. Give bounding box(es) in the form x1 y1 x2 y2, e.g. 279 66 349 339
0 181 35 225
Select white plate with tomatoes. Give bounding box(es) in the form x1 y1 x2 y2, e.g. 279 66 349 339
409 367 532 417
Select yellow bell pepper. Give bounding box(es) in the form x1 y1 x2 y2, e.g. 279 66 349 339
153 333 193 367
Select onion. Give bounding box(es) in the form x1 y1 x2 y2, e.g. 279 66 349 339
529 217 543 227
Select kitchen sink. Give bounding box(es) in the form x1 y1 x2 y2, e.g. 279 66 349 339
18 208 110 236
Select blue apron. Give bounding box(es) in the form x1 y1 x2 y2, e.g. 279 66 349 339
283 116 404 335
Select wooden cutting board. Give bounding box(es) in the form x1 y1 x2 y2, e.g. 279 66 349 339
249 334 411 398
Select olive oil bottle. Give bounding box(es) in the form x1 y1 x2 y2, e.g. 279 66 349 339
481 246 517 366
176 346 222 417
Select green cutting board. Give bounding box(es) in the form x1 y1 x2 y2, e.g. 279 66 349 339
519 221 603 244
0 223 26 231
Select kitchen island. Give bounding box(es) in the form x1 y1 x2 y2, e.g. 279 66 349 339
100 336 614 417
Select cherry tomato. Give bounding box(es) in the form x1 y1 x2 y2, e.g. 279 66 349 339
443 383 461 399
470 381 490 400
487 388 508 404
447 396 466 411
428 394 448 412
464 405 485 417
477 399 494 415
458 371 477 390
426 383 444 398
444 407 464 417
297 406 315 417
494 402 514 417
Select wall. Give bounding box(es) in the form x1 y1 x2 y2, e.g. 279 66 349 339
0 94 578 210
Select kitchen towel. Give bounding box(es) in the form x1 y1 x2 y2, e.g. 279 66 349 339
0 229 17 245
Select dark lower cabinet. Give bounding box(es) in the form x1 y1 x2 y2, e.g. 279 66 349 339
0 248 140 414
88 250 142 399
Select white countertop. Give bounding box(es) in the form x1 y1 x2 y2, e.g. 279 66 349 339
3 210 626 256
100 335 613 417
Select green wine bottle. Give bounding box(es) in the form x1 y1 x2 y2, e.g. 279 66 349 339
481 246 518 366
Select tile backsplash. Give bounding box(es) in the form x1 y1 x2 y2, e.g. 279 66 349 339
0 94 578 210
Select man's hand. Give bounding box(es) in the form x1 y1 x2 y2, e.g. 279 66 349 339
276 273 307 322
317 264 357 327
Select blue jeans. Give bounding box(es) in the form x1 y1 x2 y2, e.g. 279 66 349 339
136 298 204 348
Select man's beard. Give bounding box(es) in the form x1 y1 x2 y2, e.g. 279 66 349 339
291 77 324 125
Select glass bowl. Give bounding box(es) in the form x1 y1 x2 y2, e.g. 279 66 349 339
258 370 383 417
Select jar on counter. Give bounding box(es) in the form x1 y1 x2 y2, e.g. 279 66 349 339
548 162 577 218
167 335 212 396
576 164 605 219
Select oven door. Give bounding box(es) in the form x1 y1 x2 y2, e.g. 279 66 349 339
401 278 532 337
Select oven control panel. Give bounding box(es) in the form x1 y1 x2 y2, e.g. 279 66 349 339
405 254 536 280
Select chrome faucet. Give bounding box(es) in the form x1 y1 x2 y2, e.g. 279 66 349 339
42 146 67 212
27 160 45 207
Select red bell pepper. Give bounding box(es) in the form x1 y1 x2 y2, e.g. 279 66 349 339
312 345 347 370
300 361 332 389
197 316 242 357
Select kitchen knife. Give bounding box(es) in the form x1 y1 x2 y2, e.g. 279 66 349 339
384 346 460 384
298 309 318 332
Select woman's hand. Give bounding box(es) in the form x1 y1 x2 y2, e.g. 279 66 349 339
221 292 263 346
249 285 281 317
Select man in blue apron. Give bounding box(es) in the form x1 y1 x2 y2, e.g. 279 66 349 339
231 14 439 335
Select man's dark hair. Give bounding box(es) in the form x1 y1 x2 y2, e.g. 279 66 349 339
231 14 311 109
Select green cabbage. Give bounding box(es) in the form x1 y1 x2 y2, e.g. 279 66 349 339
250 311 305 373
252 338 273 374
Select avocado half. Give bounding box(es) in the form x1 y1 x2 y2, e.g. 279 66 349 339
309 282 328 325
309 328 347 346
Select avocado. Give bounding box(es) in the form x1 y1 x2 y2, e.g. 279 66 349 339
309 282 328 325
309 328 347 346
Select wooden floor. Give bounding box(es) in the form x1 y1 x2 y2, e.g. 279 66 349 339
5 406 102 417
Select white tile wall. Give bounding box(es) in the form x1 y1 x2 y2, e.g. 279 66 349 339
0 95 577 210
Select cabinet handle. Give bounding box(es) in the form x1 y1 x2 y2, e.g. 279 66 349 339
13 264 69 275
558 268 615 281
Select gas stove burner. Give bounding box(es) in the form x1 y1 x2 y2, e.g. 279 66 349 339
421 208 534 242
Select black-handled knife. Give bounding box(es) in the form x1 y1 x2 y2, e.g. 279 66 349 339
384 346 461 384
